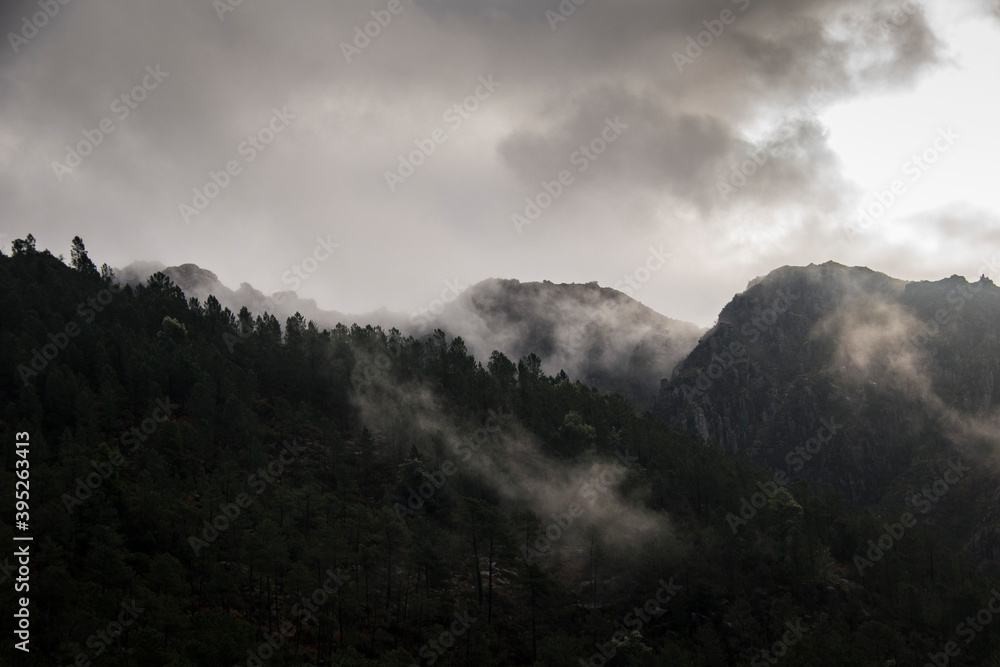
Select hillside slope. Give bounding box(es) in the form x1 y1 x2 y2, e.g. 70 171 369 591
425 278 704 409
656 261 1000 562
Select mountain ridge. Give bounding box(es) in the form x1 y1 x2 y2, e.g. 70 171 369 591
117 262 705 408
656 260 1000 566
7 238 1000 663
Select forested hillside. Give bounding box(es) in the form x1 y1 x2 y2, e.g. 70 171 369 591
2 239 1000 666
417 278 703 411
657 262 1000 567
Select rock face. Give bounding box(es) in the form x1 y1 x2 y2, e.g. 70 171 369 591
423 278 704 410
655 262 1000 506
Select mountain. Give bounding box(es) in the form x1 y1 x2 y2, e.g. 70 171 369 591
421 278 704 409
111 255 1000 573
117 260 409 332
656 261 1000 560
118 264 703 409
8 240 1000 665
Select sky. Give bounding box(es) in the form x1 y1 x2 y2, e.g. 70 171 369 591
1 0 998 328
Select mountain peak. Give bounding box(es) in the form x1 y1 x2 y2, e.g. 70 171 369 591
659 261 1000 504
430 277 703 409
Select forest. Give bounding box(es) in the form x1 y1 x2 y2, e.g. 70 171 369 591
2 236 999 666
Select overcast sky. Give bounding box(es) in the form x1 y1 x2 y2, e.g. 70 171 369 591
2 0 998 326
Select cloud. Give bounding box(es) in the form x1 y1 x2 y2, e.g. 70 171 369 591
0 0 949 327
811 272 1000 459
350 346 673 552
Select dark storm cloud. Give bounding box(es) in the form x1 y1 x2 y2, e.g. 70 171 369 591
0 0 948 327
498 86 736 214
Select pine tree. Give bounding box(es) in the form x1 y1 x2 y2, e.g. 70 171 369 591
70 235 99 277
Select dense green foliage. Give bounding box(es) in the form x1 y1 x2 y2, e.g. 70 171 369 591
2 240 999 666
